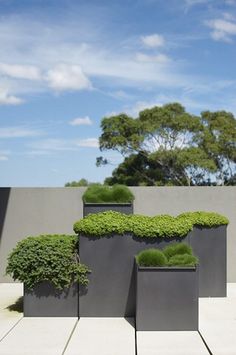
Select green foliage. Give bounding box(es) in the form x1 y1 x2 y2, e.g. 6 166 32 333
82 184 134 203
6 235 90 290
178 211 229 227
136 243 198 267
136 249 167 267
65 178 89 187
168 254 198 267
163 243 192 260
74 210 228 238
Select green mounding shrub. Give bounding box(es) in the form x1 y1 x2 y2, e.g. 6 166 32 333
82 184 135 203
168 254 198 267
6 235 90 290
73 211 193 238
136 249 167 267
163 243 192 260
177 211 229 227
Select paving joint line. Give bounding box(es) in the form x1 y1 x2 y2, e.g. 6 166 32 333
198 330 213 355
61 318 79 355
0 315 23 343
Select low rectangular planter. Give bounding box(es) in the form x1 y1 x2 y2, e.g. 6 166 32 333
24 281 78 317
189 225 227 297
79 233 191 317
83 203 133 217
136 265 199 331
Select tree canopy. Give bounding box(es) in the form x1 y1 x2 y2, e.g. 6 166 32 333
97 103 236 186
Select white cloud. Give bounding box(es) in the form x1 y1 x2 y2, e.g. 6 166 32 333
0 155 8 161
0 127 41 138
76 138 99 148
29 139 78 151
69 116 93 126
206 18 236 42
0 89 23 105
46 64 92 91
184 0 210 7
141 34 165 48
136 53 170 64
0 63 41 80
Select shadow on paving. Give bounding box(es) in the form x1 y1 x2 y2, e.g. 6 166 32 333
6 297 23 313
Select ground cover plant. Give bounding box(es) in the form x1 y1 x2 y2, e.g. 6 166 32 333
6 234 90 290
73 210 228 238
136 243 198 267
82 184 134 203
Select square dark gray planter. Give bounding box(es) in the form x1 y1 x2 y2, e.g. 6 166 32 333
136 264 199 331
189 225 227 297
79 233 191 317
24 282 78 317
83 203 133 217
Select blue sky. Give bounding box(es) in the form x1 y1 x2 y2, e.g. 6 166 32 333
0 0 236 186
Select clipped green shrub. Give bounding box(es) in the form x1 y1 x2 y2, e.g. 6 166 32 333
168 254 198 267
163 243 192 260
82 184 134 203
73 211 193 238
177 211 229 227
136 249 167 267
6 235 90 290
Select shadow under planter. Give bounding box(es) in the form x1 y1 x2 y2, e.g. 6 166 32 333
24 282 78 317
79 233 191 317
136 265 199 331
83 203 133 217
189 225 227 297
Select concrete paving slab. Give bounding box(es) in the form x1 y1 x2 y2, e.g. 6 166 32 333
0 283 23 341
64 317 136 355
137 331 209 355
199 283 236 355
0 317 77 355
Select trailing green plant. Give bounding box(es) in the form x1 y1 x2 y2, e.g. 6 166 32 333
73 211 193 238
177 211 229 227
82 184 134 203
136 249 167 267
168 254 198 267
6 235 90 290
163 243 192 260
136 243 198 267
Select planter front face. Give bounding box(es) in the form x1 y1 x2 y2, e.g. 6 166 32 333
24 282 78 317
83 203 133 217
136 266 198 331
190 225 227 297
79 233 190 317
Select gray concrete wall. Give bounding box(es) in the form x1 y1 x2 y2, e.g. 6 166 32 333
0 187 236 282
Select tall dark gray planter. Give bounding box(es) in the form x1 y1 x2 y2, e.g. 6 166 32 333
79 233 191 317
24 282 78 317
83 203 133 217
136 265 199 331
189 225 227 297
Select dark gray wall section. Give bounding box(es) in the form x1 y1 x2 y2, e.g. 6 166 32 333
0 186 236 282
83 203 133 217
136 266 198 331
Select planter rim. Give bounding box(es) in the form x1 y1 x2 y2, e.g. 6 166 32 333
83 202 133 206
137 265 197 271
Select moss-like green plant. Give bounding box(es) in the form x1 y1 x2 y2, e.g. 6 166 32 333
168 254 198 267
136 249 167 267
82 184 134 203
163 243 192 260
136 243 198 267
177 211 229 227
6 235 90 290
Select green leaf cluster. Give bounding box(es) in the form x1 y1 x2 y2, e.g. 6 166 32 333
136 243 198 267
73 210 228 238
178 211 229 227
6 234 90 290
82 184 135 203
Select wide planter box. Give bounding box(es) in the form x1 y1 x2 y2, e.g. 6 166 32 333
24 281 78 317
136 264 199 331
189 225 227 297
83 203 133 217
79 233 191 317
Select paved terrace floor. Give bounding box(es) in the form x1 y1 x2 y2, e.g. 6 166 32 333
0 283 236 355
